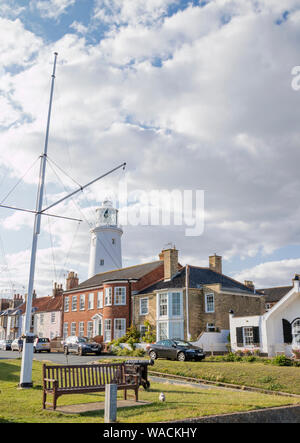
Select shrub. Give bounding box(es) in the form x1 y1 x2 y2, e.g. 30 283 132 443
272 355 292 366
223 353 236 362
141 321 156 343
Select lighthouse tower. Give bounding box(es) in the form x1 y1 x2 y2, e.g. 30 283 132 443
88 200 123 278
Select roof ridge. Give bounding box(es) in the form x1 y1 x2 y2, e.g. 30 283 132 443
188 265 255 292
258 285 293 290
90 260 163 278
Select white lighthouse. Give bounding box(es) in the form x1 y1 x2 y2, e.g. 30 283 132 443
88 200 123 278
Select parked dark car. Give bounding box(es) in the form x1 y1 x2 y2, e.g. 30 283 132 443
63 336 102 356
0 339 12 350
146 339 205 361
11 338 23 352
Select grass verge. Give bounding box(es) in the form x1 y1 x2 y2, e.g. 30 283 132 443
0 359 300 423
151 359 300 395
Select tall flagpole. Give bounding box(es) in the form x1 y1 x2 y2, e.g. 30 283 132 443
19 52 58 387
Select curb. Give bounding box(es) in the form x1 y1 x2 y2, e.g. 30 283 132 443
148 370 300 398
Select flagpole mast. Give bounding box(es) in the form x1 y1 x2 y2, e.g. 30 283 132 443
19 52 58 387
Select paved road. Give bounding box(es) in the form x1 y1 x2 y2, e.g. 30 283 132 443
0 349 119 364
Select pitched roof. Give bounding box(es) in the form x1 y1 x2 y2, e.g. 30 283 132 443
67 260 164 292
18 295 63 315
138 265 257 295
258 286 292 303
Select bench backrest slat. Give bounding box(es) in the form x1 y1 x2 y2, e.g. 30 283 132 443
43 363 131 389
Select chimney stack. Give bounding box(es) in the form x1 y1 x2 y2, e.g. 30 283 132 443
66 271 79 290
209 254 222 274
244 280 255 291
53 282 63 297
159 246 179 281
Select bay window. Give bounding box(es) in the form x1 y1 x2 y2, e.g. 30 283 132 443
114 287 126 305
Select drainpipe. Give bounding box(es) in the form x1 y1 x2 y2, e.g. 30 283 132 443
186 265 191 341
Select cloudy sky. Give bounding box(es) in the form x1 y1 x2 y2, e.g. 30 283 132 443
1 0 300 297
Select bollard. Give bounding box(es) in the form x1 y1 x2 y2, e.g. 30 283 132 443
104 383 117 423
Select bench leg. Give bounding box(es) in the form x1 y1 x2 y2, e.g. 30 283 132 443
43 391 46 409
53 393 57 410
135 387 138 402
124 389 127 400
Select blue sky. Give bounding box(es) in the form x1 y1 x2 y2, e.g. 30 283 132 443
1 0 300 295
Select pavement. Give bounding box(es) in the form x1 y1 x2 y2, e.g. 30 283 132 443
0 349 119 364
54 400 151 414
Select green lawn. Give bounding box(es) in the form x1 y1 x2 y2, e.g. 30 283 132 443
151 359 300 395
0 359 300 423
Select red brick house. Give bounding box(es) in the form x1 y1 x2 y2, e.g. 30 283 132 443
62 262 166 342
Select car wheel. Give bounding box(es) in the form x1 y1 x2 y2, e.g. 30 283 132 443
64 346 69 355
95 351 101 356
149 350 157 360
177 352 186 361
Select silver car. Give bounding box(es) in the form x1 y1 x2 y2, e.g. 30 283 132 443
11 338 23 352
0 339 12 350
33 337 51 353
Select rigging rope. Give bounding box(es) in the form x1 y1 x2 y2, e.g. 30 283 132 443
0 156 40 205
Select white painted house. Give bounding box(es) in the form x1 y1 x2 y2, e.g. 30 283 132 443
230 275 300 357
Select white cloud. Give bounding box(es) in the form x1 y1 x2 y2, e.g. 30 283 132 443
0 18 42 69
93 0 176 27
2 0 300 294
70 21 89 35
31 0 76 20
233 259 300 289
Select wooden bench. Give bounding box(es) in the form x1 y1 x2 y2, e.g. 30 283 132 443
42 362 139 410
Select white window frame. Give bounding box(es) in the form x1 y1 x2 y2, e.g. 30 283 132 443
97 291 103 309
51 312 55 324
79 294 85 311
158 321 168 341
114 318 126 339
140 298 149 315
64 296 69 312
79 321 84 337
87 321 93 338
104 287 112 306
70 322 76 336
159 293 168 318
63 322 68 339
114 287 126 305
88 293 94 310
72 295 77 312
292 319 300 347
243 327 254 347
104 319 112 342
205 293 215 313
